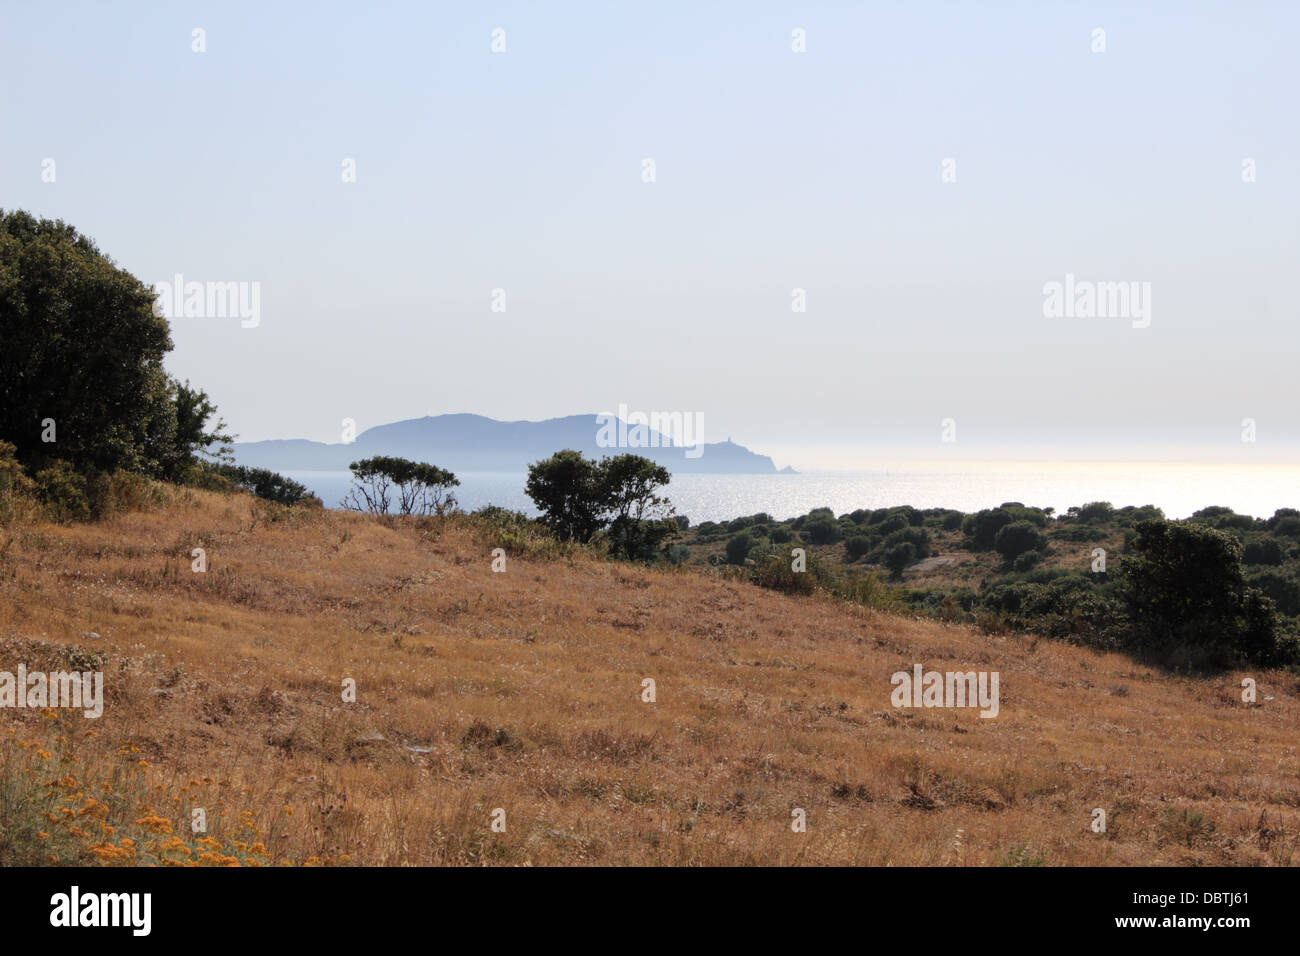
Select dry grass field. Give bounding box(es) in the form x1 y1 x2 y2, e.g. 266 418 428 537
1 486 1298 866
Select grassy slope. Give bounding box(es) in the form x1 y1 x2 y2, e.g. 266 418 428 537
1 487 1297 866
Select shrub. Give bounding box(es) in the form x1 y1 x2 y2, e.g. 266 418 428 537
206 463 312 506
750 547 822 596
884 526 931 559
770 526 793 544
725 532 754 565
0 441 35 526
802 517 841 545
845 535 872 560
883 542 916 578
33 461 91 523
1273 517 1300 539
1243 538 1284 566
995 521 1047 564
470 505 570 560
1013 549 1043 572
1119 519 1288 668
963 508 1013 550
1267 508 1300 530
1247 570 1300 616
1076 501 1114 523
1053 524 1108 543
876 513 909 535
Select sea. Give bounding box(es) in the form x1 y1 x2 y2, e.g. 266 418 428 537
286 461 1300 524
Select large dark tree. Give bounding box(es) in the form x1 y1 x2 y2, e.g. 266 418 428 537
524 449 607 542
0 210 227 478
1119 519 1282 666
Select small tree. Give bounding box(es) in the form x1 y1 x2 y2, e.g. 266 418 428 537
343 456 458 516
600 454 674 559
883 542 916 579
525 450 677 558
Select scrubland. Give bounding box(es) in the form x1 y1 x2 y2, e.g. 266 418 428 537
1 487 1297 866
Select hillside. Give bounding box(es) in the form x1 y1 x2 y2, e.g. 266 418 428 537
1 488 1297 866
231 413 787 474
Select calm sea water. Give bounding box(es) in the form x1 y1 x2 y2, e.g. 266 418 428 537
288 463 1300 523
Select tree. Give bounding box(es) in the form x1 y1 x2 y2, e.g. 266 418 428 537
994 521 1047 565
524 449 606 542
1 210 174 474
525 450 677 558
1119 519 1284 667
599 454 675 559
883 542 916 578
342 456 458 516
160 380 234 479
0 210 232 484
963 508 1013 550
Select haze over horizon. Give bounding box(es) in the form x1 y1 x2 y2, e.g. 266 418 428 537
3 1 1296 471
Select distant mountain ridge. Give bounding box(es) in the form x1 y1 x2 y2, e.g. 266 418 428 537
230 414 794 475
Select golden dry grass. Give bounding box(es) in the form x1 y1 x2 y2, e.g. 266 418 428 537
1 487 1298 865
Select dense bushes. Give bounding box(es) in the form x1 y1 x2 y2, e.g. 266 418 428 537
725 532 754 565
994 521 1047 564
205 464 314 506
1119 520 1287 668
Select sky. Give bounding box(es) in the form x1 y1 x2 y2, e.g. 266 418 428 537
2 1 1297 471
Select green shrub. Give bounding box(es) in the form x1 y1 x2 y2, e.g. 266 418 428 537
995 521 1047 564
205 463 312 506
1119 519 1289 668
884 526 931 559
1273 517 1300 539
1243 538 1284 566
725 532 754 565
749 547 823 595
845 535 872 560
1013 549 1043 572
0 441 36 526
963 508 1013 550
883 542 916 578
802 517 841 545
33 461 90 523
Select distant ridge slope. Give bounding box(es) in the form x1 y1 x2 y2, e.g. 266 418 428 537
230 414 790 474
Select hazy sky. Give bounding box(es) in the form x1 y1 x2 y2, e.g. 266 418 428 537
3 1 1296 470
